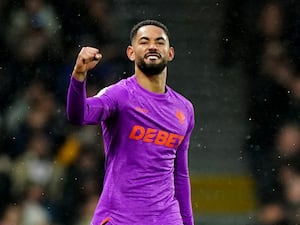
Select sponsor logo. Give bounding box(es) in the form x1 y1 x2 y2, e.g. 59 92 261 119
129 125 184 148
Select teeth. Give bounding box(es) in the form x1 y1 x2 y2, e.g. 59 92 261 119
148 55 158 60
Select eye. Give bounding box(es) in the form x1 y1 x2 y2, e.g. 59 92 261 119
139 40 148 45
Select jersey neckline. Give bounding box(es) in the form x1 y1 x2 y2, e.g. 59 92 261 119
131 75 171 100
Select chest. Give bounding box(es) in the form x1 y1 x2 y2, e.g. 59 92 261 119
120 94 189 139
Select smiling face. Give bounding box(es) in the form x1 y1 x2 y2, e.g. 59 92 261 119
127 25 174 76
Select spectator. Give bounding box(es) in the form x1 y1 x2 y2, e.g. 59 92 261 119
59 144 104 225
10 131 65 203
248 121 300 225
0 204 22 225
54 0 131 101
0 155 12 219
5 0 63 91
4 79 48 134
219 0 296 203
76 195 99 225
255 201 290 225
249 0 289 203
3 78 66 159
273 122 300 224
20 183 52 225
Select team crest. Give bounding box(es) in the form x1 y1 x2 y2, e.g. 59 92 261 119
175 110 185 124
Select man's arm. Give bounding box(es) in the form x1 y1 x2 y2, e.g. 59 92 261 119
66 76 87 124
66 47 105 125
174 109 195 225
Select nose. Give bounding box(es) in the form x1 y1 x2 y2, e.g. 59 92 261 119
148 42 158 50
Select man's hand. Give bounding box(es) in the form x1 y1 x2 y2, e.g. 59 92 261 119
72 47 102 82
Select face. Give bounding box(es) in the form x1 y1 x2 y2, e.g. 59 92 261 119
127 25 174 76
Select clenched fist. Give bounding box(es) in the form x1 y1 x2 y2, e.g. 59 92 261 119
72 47 102 82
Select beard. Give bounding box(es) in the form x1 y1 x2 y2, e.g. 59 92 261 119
136 56 168 76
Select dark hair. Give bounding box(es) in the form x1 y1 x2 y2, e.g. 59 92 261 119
130 19 170 43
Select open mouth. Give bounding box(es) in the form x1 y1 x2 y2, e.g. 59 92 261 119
145 53 161 60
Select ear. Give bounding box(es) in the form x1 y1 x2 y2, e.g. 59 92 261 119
168 46 175 62
126 46 135 61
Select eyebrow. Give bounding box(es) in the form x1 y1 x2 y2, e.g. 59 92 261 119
138 36 167 42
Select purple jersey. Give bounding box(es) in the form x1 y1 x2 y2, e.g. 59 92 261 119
67 75 194 225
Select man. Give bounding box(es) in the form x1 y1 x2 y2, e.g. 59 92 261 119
67 19 194 225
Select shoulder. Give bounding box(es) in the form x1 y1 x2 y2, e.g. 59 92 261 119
167 87 194 112
167 87 195 127
95 76 135 98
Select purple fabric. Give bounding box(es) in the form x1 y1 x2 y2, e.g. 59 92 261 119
67 75 194 225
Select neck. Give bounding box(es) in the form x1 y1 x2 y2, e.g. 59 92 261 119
135 68 167 94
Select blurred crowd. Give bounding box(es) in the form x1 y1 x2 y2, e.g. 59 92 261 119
0 0 131 225
3 0 300 225
220 0 300 224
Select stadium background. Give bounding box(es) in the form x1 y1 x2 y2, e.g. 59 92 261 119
2 0 300 225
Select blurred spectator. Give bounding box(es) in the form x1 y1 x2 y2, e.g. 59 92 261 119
0 1 127 225
249 122 300 225
54 0 118 57
219 0 298 204
254 201 290 225
220 1 300 223
274 122 300 160
20 183 52 225
54 0 131 101
0 155 12 219
248 1 290 203
4 79 48 134
75 195 99 225
55 124 102 167
273 122 300 225
0 204 22 225
3 78 66 158
5 0 63 91
10 131 65 202
59 144 104 225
